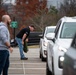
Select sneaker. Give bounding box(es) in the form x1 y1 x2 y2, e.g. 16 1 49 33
21 57 28 60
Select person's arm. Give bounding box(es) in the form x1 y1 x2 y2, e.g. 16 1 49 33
26 38 28 42
5 42 11 48
5 42 13 53
22 34 27 44
0 28 13 53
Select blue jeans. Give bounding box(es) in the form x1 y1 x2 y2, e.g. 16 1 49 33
0 50 9 75
16 37 25 58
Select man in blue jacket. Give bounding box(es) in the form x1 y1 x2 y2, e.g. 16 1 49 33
0 15 13 75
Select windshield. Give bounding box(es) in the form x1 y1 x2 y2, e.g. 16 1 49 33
60 22 76 38
46 28 55 34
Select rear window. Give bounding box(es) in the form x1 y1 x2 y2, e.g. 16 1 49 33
46 28 55 34
60 22 76 38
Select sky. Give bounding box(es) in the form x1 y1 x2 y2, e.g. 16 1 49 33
47 0 64 8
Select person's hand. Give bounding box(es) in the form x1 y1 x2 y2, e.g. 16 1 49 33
22 41 24 45
26 38 28 42
9 47 13 53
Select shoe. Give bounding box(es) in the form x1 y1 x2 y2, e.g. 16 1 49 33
21 57 28 60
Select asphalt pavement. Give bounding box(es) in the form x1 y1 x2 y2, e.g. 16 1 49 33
9 46 46 75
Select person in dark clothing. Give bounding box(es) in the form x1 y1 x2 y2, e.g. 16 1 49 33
16 25 35 60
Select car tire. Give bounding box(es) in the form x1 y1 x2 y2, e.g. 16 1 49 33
41 55 45 61
46 62 52 75
39 52 41 58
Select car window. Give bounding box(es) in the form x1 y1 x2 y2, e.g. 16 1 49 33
71 33 76 48
46 28 55 34
60 22 76 38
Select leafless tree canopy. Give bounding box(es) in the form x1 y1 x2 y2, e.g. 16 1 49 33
59 0 76 16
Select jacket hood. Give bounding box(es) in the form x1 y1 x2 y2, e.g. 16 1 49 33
0 22 7 27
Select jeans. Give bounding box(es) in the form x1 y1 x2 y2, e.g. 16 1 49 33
0 50 9 75
16 37 25 58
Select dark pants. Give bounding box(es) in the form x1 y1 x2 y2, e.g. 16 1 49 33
0 50 9 75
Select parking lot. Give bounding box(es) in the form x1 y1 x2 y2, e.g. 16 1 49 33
9 46 46 75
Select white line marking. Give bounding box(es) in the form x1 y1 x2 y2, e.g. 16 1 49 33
23 61 26 75
9 68 46 69
9 68 23 69
10 63 45 64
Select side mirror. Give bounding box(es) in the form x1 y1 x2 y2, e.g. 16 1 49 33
46 33 55 40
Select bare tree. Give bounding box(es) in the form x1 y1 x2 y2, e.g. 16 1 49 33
14 0 47 32
0 0 6 21
59 0 76 16
27 6 58 31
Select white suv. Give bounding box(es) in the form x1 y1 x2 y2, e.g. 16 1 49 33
39 26 56 61
47 16 76 75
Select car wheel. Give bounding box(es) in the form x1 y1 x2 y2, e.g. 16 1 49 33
41 55 45 61
39 52 41 58
46 62 52 75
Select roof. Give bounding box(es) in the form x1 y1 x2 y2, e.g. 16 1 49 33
61 16 76 22
46 26 56 29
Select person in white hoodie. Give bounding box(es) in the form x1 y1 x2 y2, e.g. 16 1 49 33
0 15 13 75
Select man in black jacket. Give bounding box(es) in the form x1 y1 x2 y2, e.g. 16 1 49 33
16 25 35 60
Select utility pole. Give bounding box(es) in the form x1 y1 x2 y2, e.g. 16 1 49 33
13 17 16 45
11 17 18 46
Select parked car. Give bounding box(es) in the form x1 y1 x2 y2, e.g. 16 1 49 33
10 32 42 46
39 26 56 61
28 32 42 45
46 16 76 75
10 39 17 47
63 33 76 75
